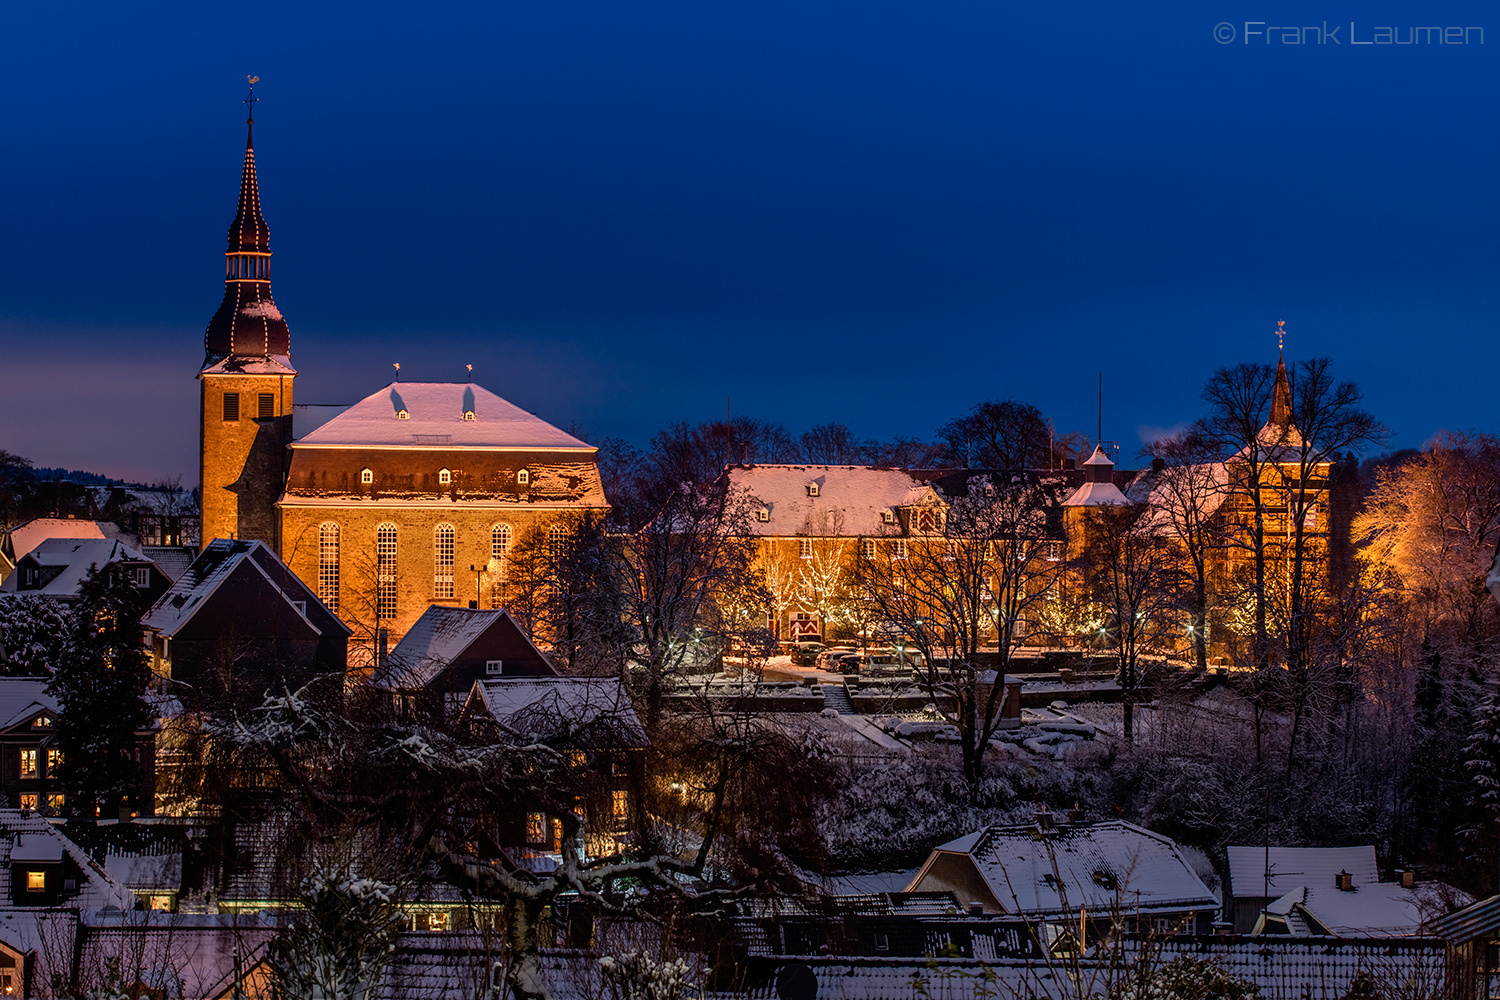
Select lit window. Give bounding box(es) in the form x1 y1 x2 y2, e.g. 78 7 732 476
148 895 172 912
258 393 274 419
882 510 895 525
527 813 546 844
799 539 813 560
25 872 44 892
318 522 340 612
892 540 908 561
18 794 36 811
32 716 50 729
222 393 240 422
45 794 63 811
613 789 629 820
806 483 820 497
396 409 410 420
491 524 512 561
757 508 770 523
46 749 61 774
860 538 876 560
438 468 451 485
360 468 374 485
426 911 450 932
376 524 398 621
517 468 530 486
434 524 455 600
486 660 503 676
20 750 36 779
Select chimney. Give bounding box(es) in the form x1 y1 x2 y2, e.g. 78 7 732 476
1035 807 1056 834
1336 870 1353 891
968 901 985 916
1151 457 1165 473
1062 458 1076 471
1067 804 1086 825
1400 870 1415 889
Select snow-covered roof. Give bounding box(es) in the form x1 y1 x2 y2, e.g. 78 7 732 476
0 538 155 598
370 607 554 689
1062 480 1130 506
1260 880 1465 937
200 353 296 376
909 820 1217 917
1226 845 1379 899
142 538 345 640
0 812 138 911
293 382 594 451
1 518 134 565
104 851 183 892
726 465 937 537
470 677 648 749
0 679 59 731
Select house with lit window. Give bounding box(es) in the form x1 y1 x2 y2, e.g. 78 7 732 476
142 538 348 713
0 538 172 605
369 605 557 721
461 676 648 858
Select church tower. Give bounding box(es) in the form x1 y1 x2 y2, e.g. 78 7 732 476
198 89 295 551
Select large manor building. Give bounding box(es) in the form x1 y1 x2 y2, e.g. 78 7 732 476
197 112 607 655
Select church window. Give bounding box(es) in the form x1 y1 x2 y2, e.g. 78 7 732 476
361 468 374 485
491 524 512 561
438 469 451 485
517 468 530 487
222 393 240 422
548 525 566 561
258 393 274 419
434 524 455 599
799 539 813 560
318 523 340 612
376 524 398 621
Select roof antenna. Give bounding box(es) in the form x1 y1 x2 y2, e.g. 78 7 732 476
393 362 401 382
466 363 473 383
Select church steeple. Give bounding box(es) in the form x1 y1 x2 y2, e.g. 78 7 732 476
202 81 293 374
1257 321 1303 448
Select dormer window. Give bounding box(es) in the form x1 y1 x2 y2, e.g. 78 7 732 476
463 410 476 421
31 716 49 729
396 409 410 420
757 508 770 523
806 483 820 497
438 469 452 485
360 469 374 485
882 510 896 525
517 469 530 487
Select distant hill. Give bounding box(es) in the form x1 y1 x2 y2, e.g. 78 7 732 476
29 467 130 487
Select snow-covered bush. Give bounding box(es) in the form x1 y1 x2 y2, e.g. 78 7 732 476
267 867 405 1000
599 951 698 1000
0 593 70 675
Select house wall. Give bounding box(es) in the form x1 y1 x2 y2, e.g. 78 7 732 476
912 853 1003 913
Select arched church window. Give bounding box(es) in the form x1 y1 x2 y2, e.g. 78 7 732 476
433 524 455 600
376 524 398 621
491 524 512 561
548 525 567 561
318 523 340 612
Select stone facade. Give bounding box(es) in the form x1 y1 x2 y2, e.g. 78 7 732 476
199 371 293 551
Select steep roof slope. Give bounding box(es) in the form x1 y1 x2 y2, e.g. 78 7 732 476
294 383 594 451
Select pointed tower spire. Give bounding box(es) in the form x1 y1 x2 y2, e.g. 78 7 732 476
1257 321 1302 448
202 78 293 374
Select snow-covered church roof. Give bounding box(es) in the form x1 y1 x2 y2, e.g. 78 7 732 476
294 383 594 452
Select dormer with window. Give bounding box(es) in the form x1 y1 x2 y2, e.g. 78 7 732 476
806 482 820 497
463 410 476 421
438 468 452 485
360 468 374 485
396 409 410 420
517 469 530 487
881 509 896 525
757 508 770 523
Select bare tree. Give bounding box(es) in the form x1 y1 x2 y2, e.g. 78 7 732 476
1143 433 1228 671
856 474 1063 783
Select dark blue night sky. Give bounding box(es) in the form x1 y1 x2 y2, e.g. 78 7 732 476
2 1 1496 482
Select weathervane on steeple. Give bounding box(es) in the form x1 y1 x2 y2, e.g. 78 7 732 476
466 364 473 383
393 362 401 381
1276 320 1287 355
244 75 260 125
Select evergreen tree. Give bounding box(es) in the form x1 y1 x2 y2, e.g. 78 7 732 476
48 563 155 817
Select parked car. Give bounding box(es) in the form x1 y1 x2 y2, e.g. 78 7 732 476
816 647 857 670
827 651 863 673
790 643 825 666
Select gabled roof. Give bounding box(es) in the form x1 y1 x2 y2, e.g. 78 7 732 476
142 539 347 640
1226 845 1379 899
0 811 138 911
293 382 594 451
1 518 135 565
469 677 648 749
909 820 1216 917
725 465 937 537
370 607 555 690
0 679 58 731
0 538 155 598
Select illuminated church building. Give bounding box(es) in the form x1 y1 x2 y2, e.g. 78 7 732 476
198 110 607 655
